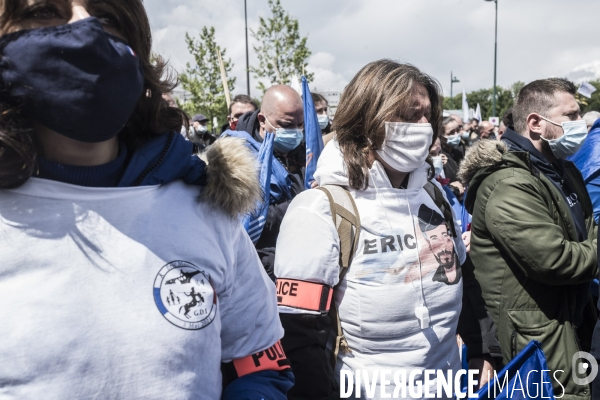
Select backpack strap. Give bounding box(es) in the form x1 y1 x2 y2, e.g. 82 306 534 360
317 185 361 369
423 181 458 238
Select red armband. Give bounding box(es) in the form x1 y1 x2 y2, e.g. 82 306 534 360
232 340 291 377
276 278 332 313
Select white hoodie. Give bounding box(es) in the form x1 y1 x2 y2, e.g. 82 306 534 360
275 140 466 399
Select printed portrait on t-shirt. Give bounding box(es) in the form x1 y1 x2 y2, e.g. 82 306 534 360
404 204 461 285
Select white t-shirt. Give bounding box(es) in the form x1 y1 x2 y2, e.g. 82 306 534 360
0 178 282 400
275 141 465 400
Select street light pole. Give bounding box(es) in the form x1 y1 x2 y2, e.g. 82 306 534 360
485 0 498 117
451 71 460 100
244 0 250 96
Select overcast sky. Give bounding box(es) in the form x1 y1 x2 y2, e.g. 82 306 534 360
145 0 600 98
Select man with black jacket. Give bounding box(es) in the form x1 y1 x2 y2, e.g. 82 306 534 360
232 85 306 280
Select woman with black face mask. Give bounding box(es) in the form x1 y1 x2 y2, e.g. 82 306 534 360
0 1 293 399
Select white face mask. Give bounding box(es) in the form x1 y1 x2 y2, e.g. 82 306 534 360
376 122 433 173
431 156 444 177
196 124 208 133
539 117 588 159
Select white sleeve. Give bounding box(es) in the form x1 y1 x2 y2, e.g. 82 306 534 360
274 189 341 315
431 179 467 265
219 223 283 362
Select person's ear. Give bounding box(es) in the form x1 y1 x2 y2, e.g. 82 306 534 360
527 113 543 137
257 113 267 128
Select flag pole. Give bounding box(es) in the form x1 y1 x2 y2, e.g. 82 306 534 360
244 0 250 96
217 49 231 110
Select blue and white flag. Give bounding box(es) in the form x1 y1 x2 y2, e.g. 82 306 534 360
461 191 472 233
474 103 482 122
243 132 275 243
578 81 597 99
441 185 464 231
474 341 555 400
302 76 325 189
460 203 472 234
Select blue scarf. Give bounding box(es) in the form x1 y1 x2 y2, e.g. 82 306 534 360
225 130 293 204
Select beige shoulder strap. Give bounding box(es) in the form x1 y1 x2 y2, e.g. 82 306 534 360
317 185 361 368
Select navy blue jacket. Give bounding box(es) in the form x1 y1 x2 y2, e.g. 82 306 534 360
118 132 207 187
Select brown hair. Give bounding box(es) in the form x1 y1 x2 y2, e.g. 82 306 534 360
513 78 576 135
442 116 456 130
311 92 327 106
228 94 259 115
0 0 187 188
333 60 442 190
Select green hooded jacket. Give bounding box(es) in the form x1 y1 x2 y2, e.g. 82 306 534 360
461 140 598 400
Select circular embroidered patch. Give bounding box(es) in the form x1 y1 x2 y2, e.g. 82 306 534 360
153 260 216 330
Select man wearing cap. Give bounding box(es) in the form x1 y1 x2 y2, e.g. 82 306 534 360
189 114 216 151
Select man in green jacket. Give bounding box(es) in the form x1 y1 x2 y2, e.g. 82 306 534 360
459 78 598 400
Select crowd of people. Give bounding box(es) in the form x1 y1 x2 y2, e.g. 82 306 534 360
1 1 600 400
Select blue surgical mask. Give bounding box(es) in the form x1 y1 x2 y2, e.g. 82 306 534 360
445 134 461 147
461 131 470 140
265 116 304 153
539 117 588 159
0 18 144 143
318 114 329 130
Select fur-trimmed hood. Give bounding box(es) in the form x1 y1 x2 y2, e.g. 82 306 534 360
458 139 533 214
458 139 509 186
119 132 259 218
200 136 260 218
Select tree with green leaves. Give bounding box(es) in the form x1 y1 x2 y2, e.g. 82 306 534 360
250 0 313 93
178 27 235 131
510 81 525 100
443 79 600 121
443 81 525 121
